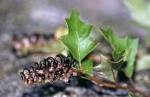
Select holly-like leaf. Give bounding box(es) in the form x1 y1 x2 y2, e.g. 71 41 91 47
124 38 138 77
100 28 138 78
61 10 97 64
94 55 117 82
81 60 93 76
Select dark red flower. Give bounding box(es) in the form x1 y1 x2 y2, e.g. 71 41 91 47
20 54 76 84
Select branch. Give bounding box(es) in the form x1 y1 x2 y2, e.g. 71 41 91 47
71 68 149 97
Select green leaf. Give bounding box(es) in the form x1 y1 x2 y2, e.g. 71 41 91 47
128 92 139 97
61 10 97 64
124 38 138 77
124 0 150 47
100 28 138 78
124 0 150 27
137 54 150 71
81 60 93 76
100 28 127 61
94 55 117 82
146 33 150 47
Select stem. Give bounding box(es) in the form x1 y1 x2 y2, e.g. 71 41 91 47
71 68 149 97
79 61 81 69
110 67 117 83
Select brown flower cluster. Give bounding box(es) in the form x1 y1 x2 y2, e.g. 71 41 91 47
20 54 76 84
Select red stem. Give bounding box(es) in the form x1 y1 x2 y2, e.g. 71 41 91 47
71 68 149 97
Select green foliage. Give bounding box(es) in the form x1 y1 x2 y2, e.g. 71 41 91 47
137 55 150 71
94 55 117 82
100 28 138 78
124 0 150 27
124 0 150 47
60 10 97 75
61 10 97 64
60 10 139 78
128 92 139 97
81 60 93 76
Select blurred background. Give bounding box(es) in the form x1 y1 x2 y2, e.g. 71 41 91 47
0 0 149 97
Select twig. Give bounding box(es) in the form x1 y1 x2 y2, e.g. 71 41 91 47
71 68 149 97
110 65 117 83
